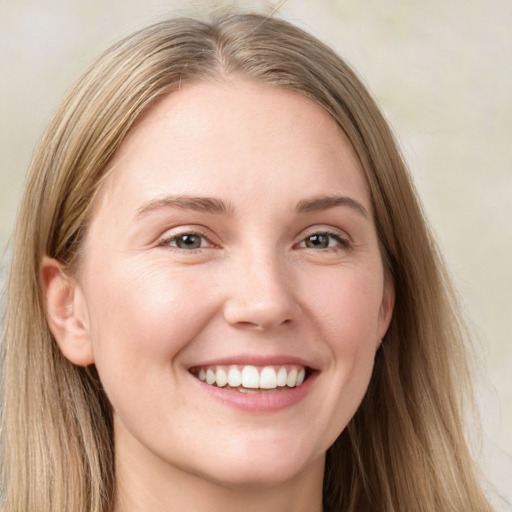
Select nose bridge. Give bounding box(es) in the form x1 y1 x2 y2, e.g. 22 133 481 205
223 241 300 330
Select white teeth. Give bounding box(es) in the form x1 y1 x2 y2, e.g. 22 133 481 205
259 366 277 389
241 366 260 388
287 368 298 387
194 364 309 390
206 369 216 385
216 368 228 387
228 367 242 387
277 367 287 387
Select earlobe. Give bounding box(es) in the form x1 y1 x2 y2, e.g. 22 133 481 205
41 256 95 366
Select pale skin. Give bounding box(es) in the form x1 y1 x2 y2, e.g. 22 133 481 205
42 80 394 512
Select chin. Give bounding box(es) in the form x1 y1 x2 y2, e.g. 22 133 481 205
186 448 325 490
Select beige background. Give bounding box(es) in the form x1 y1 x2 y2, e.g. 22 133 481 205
1 0 511 508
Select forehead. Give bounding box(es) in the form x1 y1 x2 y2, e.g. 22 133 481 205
93 80 370 218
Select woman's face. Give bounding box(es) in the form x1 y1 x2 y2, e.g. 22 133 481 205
70 81 393 488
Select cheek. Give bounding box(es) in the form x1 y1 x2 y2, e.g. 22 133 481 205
301 265 383 419
303 263 384 345
83 263 219 375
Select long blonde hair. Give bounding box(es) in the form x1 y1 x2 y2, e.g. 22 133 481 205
1 12 493 512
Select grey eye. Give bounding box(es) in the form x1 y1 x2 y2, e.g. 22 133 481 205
304 233 332 249
172 234 204 249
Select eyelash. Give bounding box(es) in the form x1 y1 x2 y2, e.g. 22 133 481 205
157 230 215 250
157 229 351 252
296 231 351 251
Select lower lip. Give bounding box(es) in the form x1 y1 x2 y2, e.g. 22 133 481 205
192 372 318 413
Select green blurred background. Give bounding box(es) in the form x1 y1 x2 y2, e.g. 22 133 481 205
1 0 510 508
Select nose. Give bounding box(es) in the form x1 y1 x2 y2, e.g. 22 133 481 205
222 250 301 331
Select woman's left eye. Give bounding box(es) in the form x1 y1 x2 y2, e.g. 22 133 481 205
298 232 349 250
161 232 211 250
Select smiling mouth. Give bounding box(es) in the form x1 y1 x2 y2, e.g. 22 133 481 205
189 365 312 393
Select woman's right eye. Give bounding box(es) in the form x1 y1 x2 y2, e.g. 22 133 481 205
160 232 211 250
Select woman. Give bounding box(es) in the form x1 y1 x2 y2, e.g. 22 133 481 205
1 12 494 512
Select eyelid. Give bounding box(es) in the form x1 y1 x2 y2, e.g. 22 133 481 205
300 224 351 240
295 226 352 250
156 226 218 249
154 224 352 251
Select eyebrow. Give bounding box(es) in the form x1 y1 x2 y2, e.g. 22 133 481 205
135 194 368 220
135 195 232 219
296 195 369 218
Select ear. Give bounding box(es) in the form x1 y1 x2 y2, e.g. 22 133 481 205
377 279 395 348
41 256 95 366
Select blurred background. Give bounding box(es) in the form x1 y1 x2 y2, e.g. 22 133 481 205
1 0 511 508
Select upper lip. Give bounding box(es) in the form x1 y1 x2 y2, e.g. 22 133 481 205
187 354 319 371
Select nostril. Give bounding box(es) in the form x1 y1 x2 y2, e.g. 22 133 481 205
231 318 294 331
222 269 302 330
